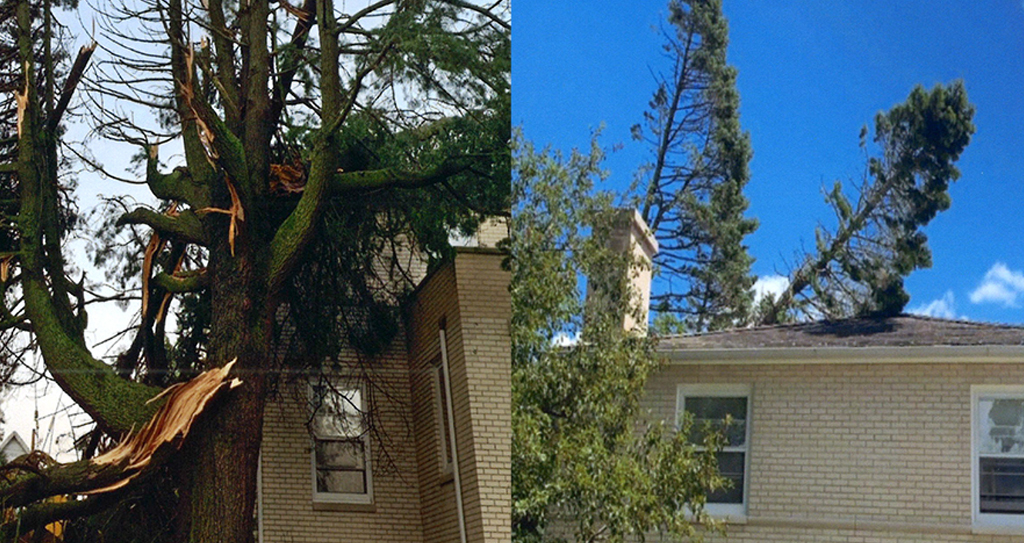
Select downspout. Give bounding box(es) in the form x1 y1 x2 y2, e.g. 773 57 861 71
440 328 468 543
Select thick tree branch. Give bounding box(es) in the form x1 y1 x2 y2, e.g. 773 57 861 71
14 0 158 435
116 208 207 247
146 146 211 208
167 0 217 187
152 269 209 293
270 0 317 127
331 157 471 193
186 93 248 185
206 0 241 132
1 489 123 540
45 41 96 133
0 457 131 510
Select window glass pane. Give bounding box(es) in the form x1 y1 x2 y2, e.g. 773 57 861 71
978 399 1024 454
316 439 365 470
708 451 745 504
980 457 1024 514
312 387 364 438
317 469 366 494
685 396 746 446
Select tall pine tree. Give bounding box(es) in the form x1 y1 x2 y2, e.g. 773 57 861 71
634 0 757 333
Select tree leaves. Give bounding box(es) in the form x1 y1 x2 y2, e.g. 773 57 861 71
512 132 724 543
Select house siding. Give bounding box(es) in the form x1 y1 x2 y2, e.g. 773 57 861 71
453 250 512 543
407 249 511 543
645 360 1024 542
407 261 463 543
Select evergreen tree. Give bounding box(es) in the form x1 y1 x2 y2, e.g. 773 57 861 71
0 0 509 539
762 81 976 322
634 0 757 333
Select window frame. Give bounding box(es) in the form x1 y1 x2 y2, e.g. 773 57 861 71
309 380 374 505
676 383 751 520
434 363 455 475
972 385 1024 532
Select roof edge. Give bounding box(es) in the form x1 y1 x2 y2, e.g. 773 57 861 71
660 344 1024 365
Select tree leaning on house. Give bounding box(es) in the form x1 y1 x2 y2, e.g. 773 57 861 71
759 81 976 323
0 0 509 540
511 132 728 543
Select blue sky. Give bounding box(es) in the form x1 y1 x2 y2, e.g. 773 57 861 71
513 0 1024 324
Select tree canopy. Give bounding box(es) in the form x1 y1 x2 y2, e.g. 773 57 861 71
511 132 726 543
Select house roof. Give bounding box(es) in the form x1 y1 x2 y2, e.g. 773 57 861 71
657 314 1024 351
0 431 29 460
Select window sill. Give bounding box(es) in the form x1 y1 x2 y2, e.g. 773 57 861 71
312 501 376 513
685 508 747 525
972 523 1024 535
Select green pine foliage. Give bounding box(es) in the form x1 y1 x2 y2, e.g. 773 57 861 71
762 81 976 322
634 0 757 333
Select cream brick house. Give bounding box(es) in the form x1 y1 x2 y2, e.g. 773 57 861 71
648 316 1024 542
257 239 510 543
594 210 1024 542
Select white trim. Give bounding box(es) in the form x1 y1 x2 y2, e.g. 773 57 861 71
440 329 468 543
309 382 374 505
971 385 1024 532
663 345 1024 365
0 431 29 460
256 450 264 543
434 364 455 475
676 384 752 519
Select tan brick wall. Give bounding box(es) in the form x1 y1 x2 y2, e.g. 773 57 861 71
260 248 509 543
475 218 508 248
644 360 1024 542
407 262 463 543
406 248 511 543
259 339 424 543
453 250 511 543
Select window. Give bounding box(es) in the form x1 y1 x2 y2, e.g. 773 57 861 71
973 386 1024 530
310 382 372 504
435 364 455 474
676 384 751 519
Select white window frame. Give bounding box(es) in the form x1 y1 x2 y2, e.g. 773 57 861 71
309 381 374 505
435 364 455 475
676 383 751 520
972 385 1024 532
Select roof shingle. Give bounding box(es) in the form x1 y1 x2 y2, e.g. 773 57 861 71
657 315 1024 350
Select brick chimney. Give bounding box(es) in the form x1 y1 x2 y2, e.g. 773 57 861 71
590 209 658 335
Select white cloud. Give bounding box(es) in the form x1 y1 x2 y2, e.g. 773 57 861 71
908 290 957 319
752 275 790 303
969 263 1024 307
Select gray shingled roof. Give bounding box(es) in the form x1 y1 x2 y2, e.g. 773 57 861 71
657 315 1024 350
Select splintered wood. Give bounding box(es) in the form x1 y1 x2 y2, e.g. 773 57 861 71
87 359 243 493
